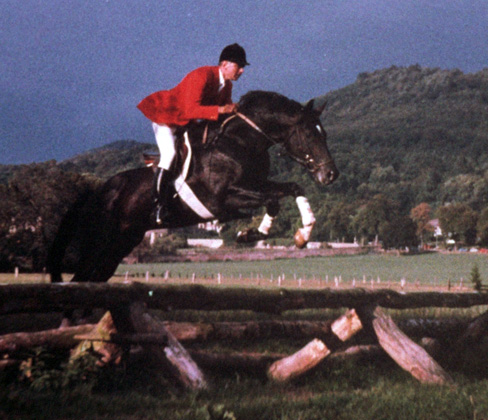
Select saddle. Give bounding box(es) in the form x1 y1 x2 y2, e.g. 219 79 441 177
143 125 216 220
143 122 216 179
143 133 191 180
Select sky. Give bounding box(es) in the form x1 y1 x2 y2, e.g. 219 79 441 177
1 0 487 165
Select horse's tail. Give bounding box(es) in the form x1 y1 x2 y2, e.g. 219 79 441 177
46 191 92 283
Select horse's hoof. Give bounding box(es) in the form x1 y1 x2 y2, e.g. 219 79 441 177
236 228 267 243
294 229 308 249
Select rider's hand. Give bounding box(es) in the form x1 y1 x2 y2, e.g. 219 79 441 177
218 103 238 114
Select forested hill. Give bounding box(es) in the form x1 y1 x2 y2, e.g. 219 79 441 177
316 65 488 211
57 139 154 179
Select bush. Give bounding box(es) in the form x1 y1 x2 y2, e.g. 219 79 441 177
471 263 483 291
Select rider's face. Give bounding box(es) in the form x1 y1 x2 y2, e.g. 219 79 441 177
221 61 244 81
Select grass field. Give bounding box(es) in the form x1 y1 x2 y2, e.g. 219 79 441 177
4 252 487 288
114 252 488 290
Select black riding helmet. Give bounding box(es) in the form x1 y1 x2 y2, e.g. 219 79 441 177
219 43 250 67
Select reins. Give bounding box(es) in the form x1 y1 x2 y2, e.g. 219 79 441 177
214 112 333 174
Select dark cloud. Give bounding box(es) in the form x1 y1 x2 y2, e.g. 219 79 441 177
2 0 487 164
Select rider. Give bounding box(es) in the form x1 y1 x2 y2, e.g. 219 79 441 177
137 43 249 223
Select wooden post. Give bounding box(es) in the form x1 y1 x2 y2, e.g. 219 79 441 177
72 311 122 365
110 302 208 391
370 307 453 385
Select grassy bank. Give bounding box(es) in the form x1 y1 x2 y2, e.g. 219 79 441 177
2 359 488 420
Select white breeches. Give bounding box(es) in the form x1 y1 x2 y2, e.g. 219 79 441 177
152 123 177 170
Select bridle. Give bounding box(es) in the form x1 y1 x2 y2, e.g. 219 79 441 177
217 112 334 174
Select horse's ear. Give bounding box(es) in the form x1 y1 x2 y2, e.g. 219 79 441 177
315 100 327 117
304 99 327 117
304 99 314 113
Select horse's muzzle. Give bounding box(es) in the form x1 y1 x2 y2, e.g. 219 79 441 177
315 166 339 185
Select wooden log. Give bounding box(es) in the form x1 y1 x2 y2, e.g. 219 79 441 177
110 302 208 391
452 309 488 349
190 351 285 373
331 308 363 341
268 309 362 382
165 319 337 342
1 283 488 315
448 309 488 366
371 307 453 385
0 359 20 370
0 316 469 356
268 339 331 382
157 318 468 343
0 324 95 354
0 344 383 375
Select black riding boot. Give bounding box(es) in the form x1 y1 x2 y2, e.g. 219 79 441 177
152 168 172 225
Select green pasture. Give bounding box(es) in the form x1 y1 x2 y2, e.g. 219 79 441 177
117 252 488 287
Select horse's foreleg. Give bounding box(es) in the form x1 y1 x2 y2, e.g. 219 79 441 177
294 196 316 249
262 183 317 249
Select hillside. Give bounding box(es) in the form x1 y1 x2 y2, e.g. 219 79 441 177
57 139 154 180
315 65 488 211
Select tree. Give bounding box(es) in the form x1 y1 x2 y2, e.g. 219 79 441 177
470 263 483 292
436 203 478 246
351 194 400 243
477 207 488 246
317 200 356 242
410 202 434 246
379 215 419 250
0 162 98 271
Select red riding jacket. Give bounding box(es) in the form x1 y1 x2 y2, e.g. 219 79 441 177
137 66 233 126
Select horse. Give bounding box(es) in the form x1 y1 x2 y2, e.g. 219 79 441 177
47 90 339 284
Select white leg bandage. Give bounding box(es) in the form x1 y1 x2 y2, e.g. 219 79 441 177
296 196 316 242
258 213 274 235
296 196 316 226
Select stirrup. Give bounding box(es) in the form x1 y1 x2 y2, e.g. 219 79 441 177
153 200 170 226
154 204 163 225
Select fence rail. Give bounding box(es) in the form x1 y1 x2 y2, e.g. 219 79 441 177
1 282 488 315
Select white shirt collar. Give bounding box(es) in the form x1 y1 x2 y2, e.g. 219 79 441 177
218 68 225 92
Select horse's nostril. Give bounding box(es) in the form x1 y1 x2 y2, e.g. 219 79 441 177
328 170 338 183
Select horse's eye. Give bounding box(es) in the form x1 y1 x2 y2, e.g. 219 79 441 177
315 124 322 134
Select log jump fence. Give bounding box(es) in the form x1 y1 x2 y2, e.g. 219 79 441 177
2 282 488 389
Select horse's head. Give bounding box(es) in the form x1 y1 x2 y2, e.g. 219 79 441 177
284 99 339 185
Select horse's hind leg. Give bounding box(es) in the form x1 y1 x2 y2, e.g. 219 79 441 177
236 201 280 243
61 230 144 325
72 229 145 283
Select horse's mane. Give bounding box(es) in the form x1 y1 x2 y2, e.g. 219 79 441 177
186 91 304 145
238 91 303 119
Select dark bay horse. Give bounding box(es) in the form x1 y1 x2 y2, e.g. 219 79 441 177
48 91 339 283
